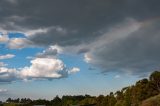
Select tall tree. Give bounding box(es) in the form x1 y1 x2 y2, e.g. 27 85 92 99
149 71 160 92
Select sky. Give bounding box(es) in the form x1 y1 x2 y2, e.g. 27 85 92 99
0 0 160 101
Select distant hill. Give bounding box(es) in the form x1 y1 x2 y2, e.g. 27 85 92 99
141 94 160 106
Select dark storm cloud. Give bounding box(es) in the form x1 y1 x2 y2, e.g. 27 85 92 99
0 0 160 76
0 0 159 46
25 0 160 46
88 19 160 75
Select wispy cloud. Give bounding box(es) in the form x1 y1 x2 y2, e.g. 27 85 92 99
0 54 15 60
114 75 121 79
0 62 7 67
0 88 8 93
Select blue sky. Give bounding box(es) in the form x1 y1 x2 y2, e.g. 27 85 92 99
0 0 160 101
0 36 139 100
0 40 139 100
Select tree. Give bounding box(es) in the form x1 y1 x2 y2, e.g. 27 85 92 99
123 88 131 106
149 71 160 92
96 95 104 106
6 98 12 103
51 96 62 106
0 101 2 106
108 92 116 106
115 91 123 101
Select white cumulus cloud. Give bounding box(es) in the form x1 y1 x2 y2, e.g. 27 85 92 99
68 67 80 74
20 58 67 79
0 46 80 82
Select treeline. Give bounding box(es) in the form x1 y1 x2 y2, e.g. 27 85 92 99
3 71 160 106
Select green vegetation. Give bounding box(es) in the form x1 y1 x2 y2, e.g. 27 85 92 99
2 71 160 106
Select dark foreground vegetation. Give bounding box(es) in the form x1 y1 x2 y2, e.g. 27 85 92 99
1 71 160 106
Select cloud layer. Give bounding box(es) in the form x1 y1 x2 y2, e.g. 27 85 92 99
0 0 160 76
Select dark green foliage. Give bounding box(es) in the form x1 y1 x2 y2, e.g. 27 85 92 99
149 71 160 92
0 101 2 106
51 96 62 106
